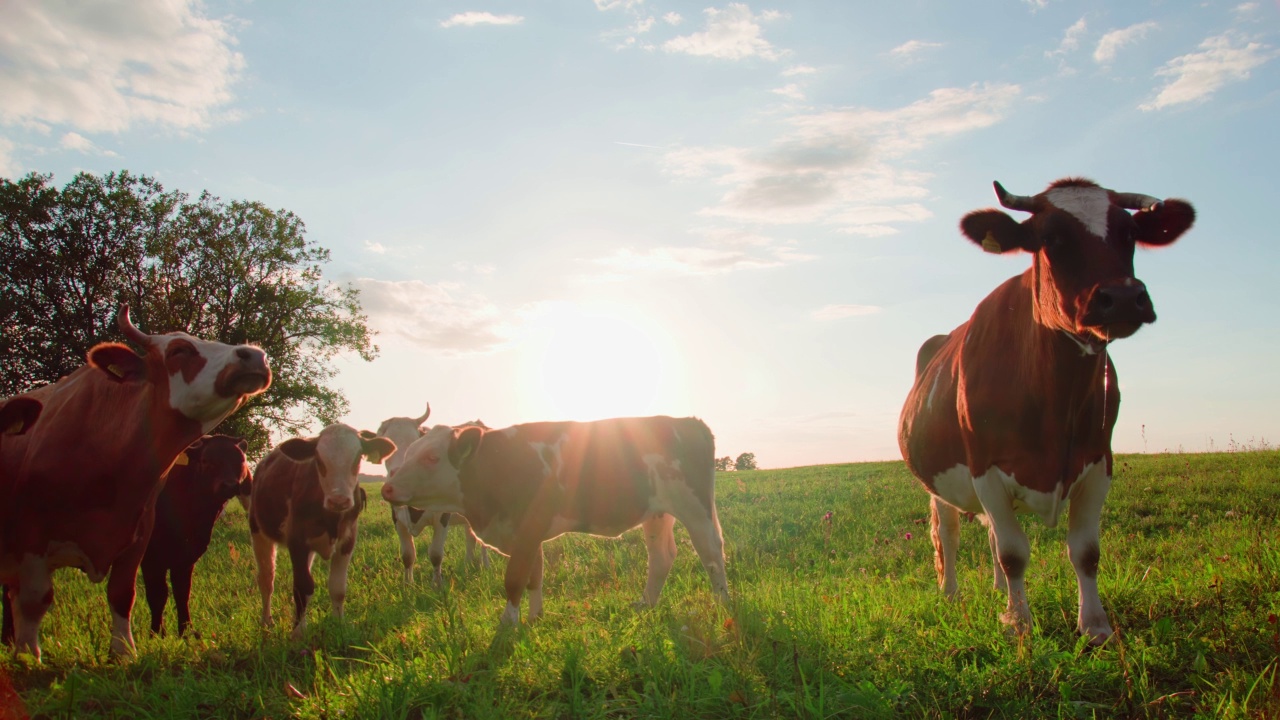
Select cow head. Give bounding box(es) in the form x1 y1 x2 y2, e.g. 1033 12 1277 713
0 396 42 437
380 424 480 513
279 424 396 513
960 178 1194 352
374 404 432 476
178 435 251 502
87 305 273 432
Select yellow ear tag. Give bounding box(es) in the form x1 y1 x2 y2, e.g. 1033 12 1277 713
173 452 189 466
981 232 1002 254
108 364 125 378
4 421 23 435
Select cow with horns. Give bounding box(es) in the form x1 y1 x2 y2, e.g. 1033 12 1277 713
899 178 1194 644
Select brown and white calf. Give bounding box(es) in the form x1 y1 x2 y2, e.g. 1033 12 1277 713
1 306 270 659
375 405 488 586
381 415 730 626
248 424 395 639
899 178 1194 644
141 435 251 637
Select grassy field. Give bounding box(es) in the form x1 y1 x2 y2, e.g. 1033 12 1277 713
3 450 1279 719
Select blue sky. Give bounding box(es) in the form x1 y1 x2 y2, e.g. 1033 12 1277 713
2 0 1277 468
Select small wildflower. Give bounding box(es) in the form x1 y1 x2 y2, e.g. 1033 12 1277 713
822 511 833 523
904 532 913 540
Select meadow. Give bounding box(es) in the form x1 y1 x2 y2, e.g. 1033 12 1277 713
3 450 1279 719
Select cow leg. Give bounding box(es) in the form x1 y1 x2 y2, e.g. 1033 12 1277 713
1 586 13 646
289 543 317 641
171 563 196 637
501 543 544 626
931 497 961 599
973 469 1033 637
329 524 358 619
252 531 277 627
10 557 54 661
462 518 490 568
638 513 678 607
986 520 1007 593
392 507 418 585
526 545 545 621
426 513 450 589
141 561 169 636
107 509 154 658
1068 464 1114 645
673 505 730 605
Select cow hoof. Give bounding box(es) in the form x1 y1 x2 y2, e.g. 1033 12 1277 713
290 627 305 642
631 600 655 612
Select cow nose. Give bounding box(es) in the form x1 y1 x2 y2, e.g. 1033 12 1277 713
325 495 354 512
237 346 268 368
1092 282 1155 324
380 483 397 503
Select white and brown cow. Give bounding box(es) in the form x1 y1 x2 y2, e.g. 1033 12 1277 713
899 178 1194 644
0 306 270 659
381 415 730 626
249 424 395 640
376 405 488 586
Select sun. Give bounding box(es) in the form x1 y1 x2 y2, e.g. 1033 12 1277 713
518 300 685 422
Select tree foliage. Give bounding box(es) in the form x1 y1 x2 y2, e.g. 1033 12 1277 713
714 456 733 472
0 171 377 457
734 452 757 471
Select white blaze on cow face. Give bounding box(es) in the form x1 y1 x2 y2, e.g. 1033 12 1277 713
376 417 424 477
1045 185 1110 239
381 425 466 514
281 424 391 513
149 332 272 432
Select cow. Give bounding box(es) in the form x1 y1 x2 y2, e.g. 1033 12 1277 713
0 399 41 441
249 424 395 640
899 178 1194 644
375 405 488 586
140 434 251 637
0 306 270 660
380 415 730 627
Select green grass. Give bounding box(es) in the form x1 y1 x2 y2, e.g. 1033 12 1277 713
4 450 1280 718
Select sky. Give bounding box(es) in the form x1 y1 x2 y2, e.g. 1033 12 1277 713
1 0 1277 470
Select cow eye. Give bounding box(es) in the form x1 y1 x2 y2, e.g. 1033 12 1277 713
316 457 327 474
424 452 439 466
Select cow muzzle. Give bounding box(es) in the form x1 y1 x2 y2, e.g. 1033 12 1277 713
380 483 403 505
1082 279 1156 340
324 494 354 513
224 347 272 396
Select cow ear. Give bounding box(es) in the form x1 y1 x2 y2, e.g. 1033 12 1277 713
449 425 484 467
279 437 319 462
87 343 147 383
358 429 379 441
0 397 42 436
960 210 1035 254
361 436 397 464
233 437 249 451
1134 199 1194 247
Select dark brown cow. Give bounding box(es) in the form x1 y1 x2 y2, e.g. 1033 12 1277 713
0 399 41 441
0 306 270 659
381 416 730 627
141 434 251 636
249 424 394 639
899 178 1194 644
375 406 488 586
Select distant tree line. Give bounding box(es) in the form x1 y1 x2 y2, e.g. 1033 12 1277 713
0 170 377 457
715 453 757 472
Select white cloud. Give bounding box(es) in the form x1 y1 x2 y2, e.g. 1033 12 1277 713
1234 3 1260 14
440 12 524 28
0 137 17 178
453 261 496 275
812 304 881 320
635 16 656 33
363 240 387 254
889 40 943 60
59 131 119 157
592 231 813 276
1046 17 1088 59
772 84 805 100
664 4 788 61
1141 32 1277 111
661 83 1020 231
781 64 817 77
349 278 509 354
1094 22 1157 65
594 0 644 10
1023 0 1050 10
663 12 683 25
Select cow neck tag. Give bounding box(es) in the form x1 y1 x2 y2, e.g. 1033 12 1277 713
173 452 190 466
981 232 1001 254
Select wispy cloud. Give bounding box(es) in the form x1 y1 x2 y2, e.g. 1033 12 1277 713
1141 32 1277 111
440 12 524 28
59 132 118 157
0 137 17 178
662 83 1020 233
363 240 387 254
349 278 508 354
664 4 788 61
594 0 644 10
772 84 805 101
1094 22 1157 65
591 227 813 277
889 40 943 60
1023 0 1050 11
812 304 881 320
1046 18 1088 59
781 64 817 77
0 0 244 135
663 12 683 25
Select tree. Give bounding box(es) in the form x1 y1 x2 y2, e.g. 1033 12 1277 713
0 171 377 457
734 453 757 471
714 456 732 472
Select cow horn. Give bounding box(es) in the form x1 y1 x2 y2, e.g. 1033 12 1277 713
993 181 1038 212
414 403 431 425
1112 192 1162 212
117 305 151 347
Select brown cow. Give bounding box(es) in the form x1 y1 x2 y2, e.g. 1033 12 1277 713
141 434 251 637
249 424 395 639
381 416 730 627
375 405 488 586
899 178 1194 644
0 306 270 659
